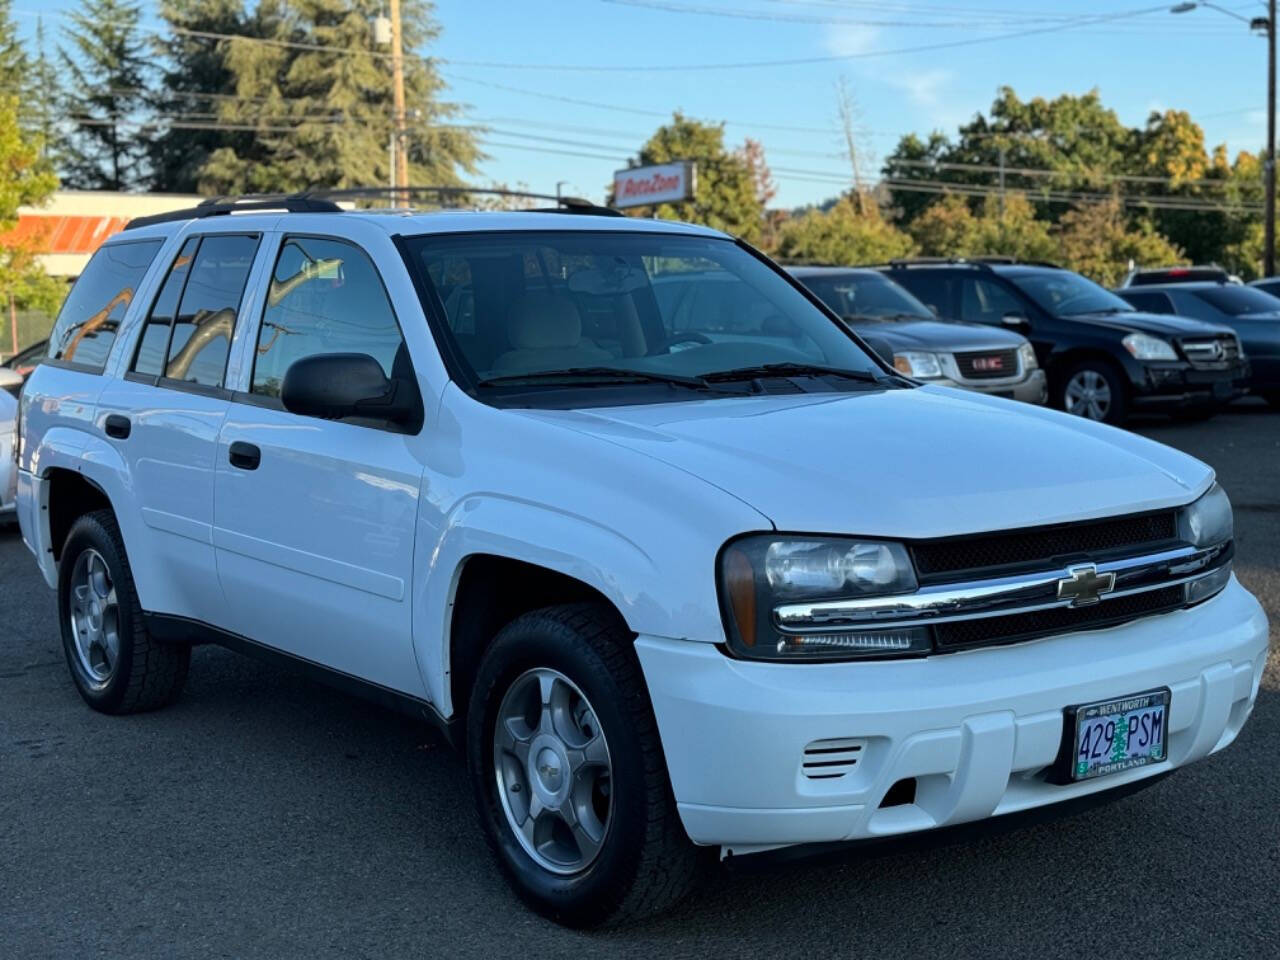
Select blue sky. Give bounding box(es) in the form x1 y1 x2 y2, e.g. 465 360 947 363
17 1 1273 207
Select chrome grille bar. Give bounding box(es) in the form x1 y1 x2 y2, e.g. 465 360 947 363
773 543 1230 633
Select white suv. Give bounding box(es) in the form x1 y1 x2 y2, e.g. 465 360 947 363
14 197 1269 927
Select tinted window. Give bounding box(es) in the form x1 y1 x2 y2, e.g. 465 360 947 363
1189 285 1280 315
132 237 199 377
1118 291 1174 314
1251 279 1280 298
798 272 933 321
958 277 1025 326
47 239 163 370
164 235 258 387
407 231 879 383
888 271 951 318
1009 271 1134 316
252 236 406 398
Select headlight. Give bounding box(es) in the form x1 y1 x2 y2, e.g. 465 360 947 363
893 351 944 379
1178 482 1233 547
1122 332 1178 361
719 536 928 661
1018 341 1038 370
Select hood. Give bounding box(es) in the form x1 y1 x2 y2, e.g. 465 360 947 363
520 386 1212 538
847 318 1025 352
1066 310 1233 338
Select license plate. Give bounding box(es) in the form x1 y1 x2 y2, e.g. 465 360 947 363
1066 689 1170 782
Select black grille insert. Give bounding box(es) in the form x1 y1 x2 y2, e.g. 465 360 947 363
954 348 1018 380
933 585 1185 650
911 511 1179 581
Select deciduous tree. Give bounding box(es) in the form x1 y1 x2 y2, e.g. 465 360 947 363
775 194 916 265
1054 197 1183 287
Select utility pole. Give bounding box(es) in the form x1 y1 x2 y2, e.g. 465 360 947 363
998 146 1007 218
389 0 409 201
1266 0 1276 276
836 78 866 214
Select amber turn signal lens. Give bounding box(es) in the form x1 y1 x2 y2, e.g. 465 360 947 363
723 546 757 648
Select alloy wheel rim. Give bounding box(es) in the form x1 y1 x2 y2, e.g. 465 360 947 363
68 548 120 686
492 667 613 875
1064 370 1112 420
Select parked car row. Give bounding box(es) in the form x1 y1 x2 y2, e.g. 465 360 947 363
788 257 1272 426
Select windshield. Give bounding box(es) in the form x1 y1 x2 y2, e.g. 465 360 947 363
403 231 883 393
1010 270 1135 317
796 272 934 322
1189 285 1280 315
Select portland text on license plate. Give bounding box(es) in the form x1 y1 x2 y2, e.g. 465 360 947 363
1070 689 1170 781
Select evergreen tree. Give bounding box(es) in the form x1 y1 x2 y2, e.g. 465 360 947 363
30 19 62 164
0 0 28 100
148 0 262 193
201 0 479 195
60 0 150 190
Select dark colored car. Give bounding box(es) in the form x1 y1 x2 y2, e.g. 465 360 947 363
1116 283 1280 408
787 266 1047 404
1248 276 1280 299
879 260 1249 425
1 338 46 396
1120 266 1234 287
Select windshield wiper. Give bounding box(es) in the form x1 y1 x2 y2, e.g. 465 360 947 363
477 366 714 389
703 362 883 383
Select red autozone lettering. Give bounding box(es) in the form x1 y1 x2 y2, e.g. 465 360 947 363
621 173 682 197
973 356 1004 371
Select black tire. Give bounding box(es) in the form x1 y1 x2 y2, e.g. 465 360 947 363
1057 358 1130 425
57 509 189 714
1263 391 1280 409
466 602 702 927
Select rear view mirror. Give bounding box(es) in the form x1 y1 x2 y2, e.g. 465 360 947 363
281 353 418 427
860 335 897 367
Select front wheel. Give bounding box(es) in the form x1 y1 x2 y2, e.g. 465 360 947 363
466 603 701 927
1059 360 1130 425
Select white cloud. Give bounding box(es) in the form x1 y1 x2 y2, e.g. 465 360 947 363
824 24 880 57
888 69 951 108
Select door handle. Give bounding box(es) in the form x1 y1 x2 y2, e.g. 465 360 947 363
228 441 261 471
104 414 131 440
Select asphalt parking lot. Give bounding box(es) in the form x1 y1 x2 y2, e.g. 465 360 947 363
2 401 1277 960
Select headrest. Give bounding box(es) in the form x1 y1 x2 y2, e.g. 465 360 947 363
506 292 582 350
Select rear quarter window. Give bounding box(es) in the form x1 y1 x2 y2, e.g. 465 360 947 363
47 239 164 370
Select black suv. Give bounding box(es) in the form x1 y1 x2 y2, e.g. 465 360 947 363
879 259 1249 425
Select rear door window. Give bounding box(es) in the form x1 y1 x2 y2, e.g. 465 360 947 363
130 234 259 388
47 239 164 370
890 271 951 319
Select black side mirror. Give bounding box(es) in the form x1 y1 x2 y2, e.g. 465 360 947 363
860 335 897 367
1001 311 1031 332
281 353 418 427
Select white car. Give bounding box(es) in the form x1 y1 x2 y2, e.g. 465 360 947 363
0 385 16 519
14 198 1269 927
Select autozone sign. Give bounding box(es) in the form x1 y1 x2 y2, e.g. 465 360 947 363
612 161 696 208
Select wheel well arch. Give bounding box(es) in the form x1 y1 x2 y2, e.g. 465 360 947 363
1046 348 1129 388
45 468 113 561
446 554 629 726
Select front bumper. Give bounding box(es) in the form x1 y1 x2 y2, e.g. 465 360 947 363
933 369 1047 404
1130 360 1251 409
638 577 1268 852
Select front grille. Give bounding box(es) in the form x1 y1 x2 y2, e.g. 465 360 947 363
1180 335 1240 369
954 348 1018 380
911 511 1179 580
933 585 1185 650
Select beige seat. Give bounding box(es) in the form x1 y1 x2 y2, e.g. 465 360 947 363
491 292 614 373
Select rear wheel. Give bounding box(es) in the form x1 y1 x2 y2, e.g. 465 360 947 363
466 603 701 927
57 510 189 714
1059 359 1129 425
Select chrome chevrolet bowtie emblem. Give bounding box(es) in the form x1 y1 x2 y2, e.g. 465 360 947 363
1057 564 1116 607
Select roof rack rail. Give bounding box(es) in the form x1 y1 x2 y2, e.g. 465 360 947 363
124 186 621 231
881 256 1062 270
303 186 622 216
125 194 343 230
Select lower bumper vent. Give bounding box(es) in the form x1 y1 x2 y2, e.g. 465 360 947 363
802 738 865 780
